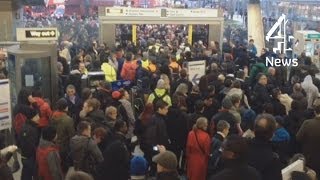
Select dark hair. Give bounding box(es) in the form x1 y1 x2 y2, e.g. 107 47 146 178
18 88 32 105
114 120 126 132
93 127 107 140
118 88 127 99
232 80 241 89
81 88 92 101
256 73 266 81
272 88 281 99
32 89 43 98
139 103 154 125
155 99 169 111
42 126 57 141
236 71 245 79
224 78 233 88
194 100 205 113
291 171 312 180
180 69 187 78
125 52 133 61
84 98 101 111
55 98 68 111
223 135 249 160
254 114 276 140
263 103 274 115
77 121 91 134
249 39 254 42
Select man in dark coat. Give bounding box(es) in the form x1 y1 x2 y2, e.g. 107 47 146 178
210 97 239 137
18 109 41 180
296 98 320 177
65 84 83 126
252 73 271 114
165 95 189 173
141 100 170 176
247 114 282 180
209 135 261 180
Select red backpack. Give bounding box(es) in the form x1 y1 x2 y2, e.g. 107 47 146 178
14 113 27 135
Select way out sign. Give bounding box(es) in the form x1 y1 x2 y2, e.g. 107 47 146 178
187 60 206 85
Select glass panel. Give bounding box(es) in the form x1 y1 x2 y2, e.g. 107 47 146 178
20 57 51 99
7 54 17 107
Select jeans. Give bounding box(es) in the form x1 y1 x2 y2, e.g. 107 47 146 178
21 157 36 180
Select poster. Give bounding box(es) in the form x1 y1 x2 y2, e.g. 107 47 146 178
187 60 206 85
0 79 12 130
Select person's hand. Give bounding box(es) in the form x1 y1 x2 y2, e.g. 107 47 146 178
157 145 166 153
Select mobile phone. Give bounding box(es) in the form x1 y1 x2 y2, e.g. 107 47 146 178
153 146 159 151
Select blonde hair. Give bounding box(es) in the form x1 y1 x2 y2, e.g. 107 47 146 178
193 117 208 131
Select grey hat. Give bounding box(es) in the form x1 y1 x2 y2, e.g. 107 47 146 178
222 97 233 109
152 151 177 170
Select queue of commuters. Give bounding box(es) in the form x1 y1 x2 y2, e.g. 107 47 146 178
1 22 320 180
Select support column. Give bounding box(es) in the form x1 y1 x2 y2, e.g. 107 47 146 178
248 0 265 56
188 25 193 45
100 24 116 48
208 22 223 51
0 1 18 41
132 24 137 45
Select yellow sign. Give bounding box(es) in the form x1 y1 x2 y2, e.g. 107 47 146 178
132 25 137 45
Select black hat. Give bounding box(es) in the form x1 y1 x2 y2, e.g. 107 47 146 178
42 126 57 141
25 108 38 119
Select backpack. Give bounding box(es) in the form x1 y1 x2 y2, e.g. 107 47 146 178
207 137 223 176
152 91 168 108
14 113 27 135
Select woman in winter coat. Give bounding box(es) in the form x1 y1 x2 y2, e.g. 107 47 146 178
186 117 211 180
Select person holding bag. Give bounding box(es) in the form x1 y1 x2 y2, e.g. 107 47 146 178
186 117 211 180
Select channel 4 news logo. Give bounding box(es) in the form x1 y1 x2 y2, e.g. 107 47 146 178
265 14 298 67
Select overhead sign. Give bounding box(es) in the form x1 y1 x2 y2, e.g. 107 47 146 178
187 60 206 85
105 7 160 17
16 28 58 41
0 79 12 131
307 34 320 39
105 7 218 18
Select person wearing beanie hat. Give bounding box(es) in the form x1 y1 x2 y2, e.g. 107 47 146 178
36 126 63 180
152 147 179 180
18 108 40 180
112 91 122 100
51 98 75 173
130 156 148 180
147 79 172 107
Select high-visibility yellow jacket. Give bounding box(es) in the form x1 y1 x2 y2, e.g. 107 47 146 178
101 62 117 82
141 59 150 69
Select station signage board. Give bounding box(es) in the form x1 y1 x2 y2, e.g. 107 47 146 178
105 7 160 17
16 28 58 41
307 34 320 39
105 7 218 18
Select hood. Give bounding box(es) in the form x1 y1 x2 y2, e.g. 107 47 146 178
38 138 56 148
87 110 106 122
254 62 266 69
70 135 90 150
302 75 318 93
51 111 66 119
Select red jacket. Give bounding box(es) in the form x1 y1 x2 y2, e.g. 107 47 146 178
36 144 61 180
120 61 137 81
186 129 211 180
34 97 52 128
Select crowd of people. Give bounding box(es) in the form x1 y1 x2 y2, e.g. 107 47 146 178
0 12 320 180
